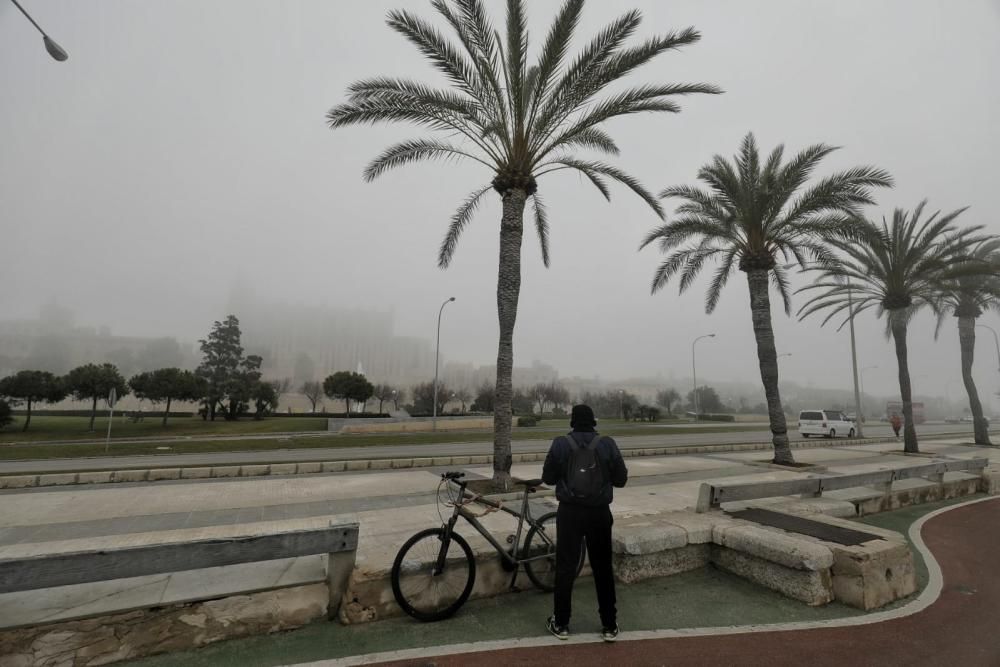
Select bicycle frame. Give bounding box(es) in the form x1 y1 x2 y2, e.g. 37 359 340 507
434 480 554 574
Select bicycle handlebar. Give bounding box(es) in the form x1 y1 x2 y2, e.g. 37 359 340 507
441 471 465 481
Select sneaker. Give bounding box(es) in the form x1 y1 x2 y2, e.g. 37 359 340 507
601 624 619 642
546 616 569 640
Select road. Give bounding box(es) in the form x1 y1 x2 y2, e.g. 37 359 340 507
0 423 976 474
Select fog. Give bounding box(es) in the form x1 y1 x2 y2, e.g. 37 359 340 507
2 1 999 410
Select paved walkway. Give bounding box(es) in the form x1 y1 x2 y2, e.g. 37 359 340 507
330 496 1000 667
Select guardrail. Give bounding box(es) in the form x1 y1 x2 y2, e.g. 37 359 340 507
0 521 359 594
696 457 989 512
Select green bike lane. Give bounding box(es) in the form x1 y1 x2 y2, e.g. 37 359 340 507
126 496 982 667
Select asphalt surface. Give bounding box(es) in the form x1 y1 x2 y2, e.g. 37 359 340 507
375 496 1000 667
0 424 977 474
0 424 972 475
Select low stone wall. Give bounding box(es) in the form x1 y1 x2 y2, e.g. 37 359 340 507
327 417 494 434
0 583 328 667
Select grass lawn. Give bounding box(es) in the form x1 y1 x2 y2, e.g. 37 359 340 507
0 415 330 442
0 419 770 465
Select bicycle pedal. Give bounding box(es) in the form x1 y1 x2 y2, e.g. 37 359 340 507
505 534 515 544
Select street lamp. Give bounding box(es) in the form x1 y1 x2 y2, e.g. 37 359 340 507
977 324 1000 373
788 262 864 437
692 334 716 417
433 297 456 431
860 365 877 420
10 0 69 61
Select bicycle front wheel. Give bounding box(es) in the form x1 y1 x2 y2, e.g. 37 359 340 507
391 527 476 622
523 511 585 592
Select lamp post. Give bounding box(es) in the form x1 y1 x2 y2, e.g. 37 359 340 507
433 297 456 431
692 334 716 417
860 365 877 421
978 324 1000 373
788 263 864 437
10 0 69 61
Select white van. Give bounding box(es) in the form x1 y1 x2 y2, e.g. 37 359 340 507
798 409 856 438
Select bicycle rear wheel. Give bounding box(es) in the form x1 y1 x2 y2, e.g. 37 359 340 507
391 527 476 622
523 511 585 592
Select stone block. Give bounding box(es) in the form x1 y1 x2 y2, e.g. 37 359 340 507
431 457 452 467
0 584 328 666
240 465 270 477
713 523 834 571
390 459 413 469
469 456 490 465
614 544 709 584
321 461 346 473
345 460 369 471
982 467 1000 495
210 466 240 478
269 464 297 476
147 468 181 481
112 469 149 483
0 476 37 489
612 519 687 555
450 456 471 466
830 540 916 610
658 511 726 544
36 473 78 487
410 458 433 468
180 467 213 479
711 546 834 605
75 471 113 485
368 460 392 470
296 462 321 474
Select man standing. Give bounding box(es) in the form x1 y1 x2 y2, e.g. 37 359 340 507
542 404 628 642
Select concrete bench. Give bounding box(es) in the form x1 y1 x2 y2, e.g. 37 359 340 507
611 508 915 610
0 520 359 666
696 457 989 512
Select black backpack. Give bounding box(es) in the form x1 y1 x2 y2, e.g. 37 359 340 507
564 432 605 502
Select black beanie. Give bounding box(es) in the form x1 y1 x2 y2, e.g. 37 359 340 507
570 404 597 429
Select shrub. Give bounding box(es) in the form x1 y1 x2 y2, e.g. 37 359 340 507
0 399 12 429
517 415 538 427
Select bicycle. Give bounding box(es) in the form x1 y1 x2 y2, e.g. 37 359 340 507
390 470 585 621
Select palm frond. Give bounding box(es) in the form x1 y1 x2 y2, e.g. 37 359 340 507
438 184 493 268
530 192 551 267
364 138 491 181
539 158 663 217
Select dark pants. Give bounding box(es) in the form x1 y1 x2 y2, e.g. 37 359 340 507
554 502 616 628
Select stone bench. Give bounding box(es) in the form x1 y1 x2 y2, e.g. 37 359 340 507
612 507 915 610
0 519 359 666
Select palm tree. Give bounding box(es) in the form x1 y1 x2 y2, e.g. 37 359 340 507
641 133 892 464
935 238 1000 445
327 0 720 487
797 202 987 453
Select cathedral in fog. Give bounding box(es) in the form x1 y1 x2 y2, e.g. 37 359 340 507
228 291 436 385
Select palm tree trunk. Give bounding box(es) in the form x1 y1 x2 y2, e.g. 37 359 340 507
890 314 919 453
958 316 991 445
493 188 526 490
746 270 794 464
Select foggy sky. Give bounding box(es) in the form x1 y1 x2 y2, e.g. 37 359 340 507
2 1 999 408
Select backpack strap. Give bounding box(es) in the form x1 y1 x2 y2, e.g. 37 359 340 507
566 432 601 449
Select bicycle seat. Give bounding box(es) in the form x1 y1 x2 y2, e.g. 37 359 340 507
515 478 545 490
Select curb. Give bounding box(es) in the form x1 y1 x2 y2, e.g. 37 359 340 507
0 434 963 490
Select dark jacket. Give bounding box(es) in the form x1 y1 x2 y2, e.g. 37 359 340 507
542 430 628 506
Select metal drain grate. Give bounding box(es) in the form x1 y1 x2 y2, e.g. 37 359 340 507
726 508 882 546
